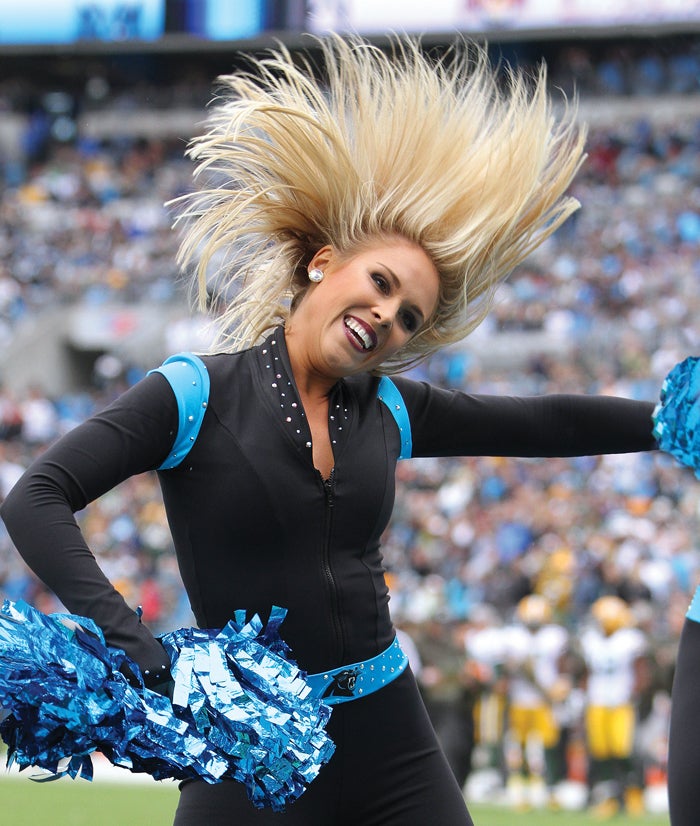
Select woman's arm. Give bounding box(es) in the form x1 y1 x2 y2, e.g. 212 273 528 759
0 372 178 684
393 379 656 459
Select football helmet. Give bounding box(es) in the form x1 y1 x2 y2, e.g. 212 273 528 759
516 594 552 627
591 595 632 635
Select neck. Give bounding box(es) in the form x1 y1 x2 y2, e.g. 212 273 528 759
283 326 336 402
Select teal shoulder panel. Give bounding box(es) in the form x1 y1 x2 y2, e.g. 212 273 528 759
148 353 210 469
377 376 412 460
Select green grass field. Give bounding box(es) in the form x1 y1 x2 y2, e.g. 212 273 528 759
0 777 671 825
0 778 179 826
469 804 668 825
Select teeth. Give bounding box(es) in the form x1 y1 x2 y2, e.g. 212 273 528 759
345 317 373 350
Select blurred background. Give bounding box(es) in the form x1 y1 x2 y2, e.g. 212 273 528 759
3 0 700 818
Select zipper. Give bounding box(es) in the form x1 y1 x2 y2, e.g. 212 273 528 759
320 468 344 658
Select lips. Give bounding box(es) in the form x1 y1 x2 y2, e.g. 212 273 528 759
344 315 377 351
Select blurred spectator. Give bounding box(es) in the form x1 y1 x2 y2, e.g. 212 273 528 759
579 596 649 817
414 617 476 792
501 595 569 810
0 442 24 501
0 383 23 441
19 384 59 447
463 605 508 786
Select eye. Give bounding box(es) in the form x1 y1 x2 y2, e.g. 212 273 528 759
400 309 419 334
371 272 390 293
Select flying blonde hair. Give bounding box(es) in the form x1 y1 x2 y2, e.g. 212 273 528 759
173 34 586 372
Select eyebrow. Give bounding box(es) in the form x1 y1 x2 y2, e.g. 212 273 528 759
377 262 426 323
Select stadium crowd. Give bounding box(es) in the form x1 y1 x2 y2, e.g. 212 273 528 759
2 36 700 815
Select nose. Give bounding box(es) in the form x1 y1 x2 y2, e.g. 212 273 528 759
373 298 398 329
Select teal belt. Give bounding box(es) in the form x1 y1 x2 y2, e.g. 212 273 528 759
306 637 409 705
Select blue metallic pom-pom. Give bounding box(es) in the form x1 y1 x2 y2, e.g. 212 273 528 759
653 356 700 479
0 600 335 811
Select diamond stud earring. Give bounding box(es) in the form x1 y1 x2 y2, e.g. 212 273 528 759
308 268 324 283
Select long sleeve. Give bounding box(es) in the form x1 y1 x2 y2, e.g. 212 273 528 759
669 589 700 825
392 379 657 459
0 372 179 682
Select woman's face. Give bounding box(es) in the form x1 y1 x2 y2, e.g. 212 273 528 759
287 237 439 379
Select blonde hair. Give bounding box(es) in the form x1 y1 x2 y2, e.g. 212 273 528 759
173 35 586 372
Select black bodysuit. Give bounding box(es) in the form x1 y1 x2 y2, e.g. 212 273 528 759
0 328 657 824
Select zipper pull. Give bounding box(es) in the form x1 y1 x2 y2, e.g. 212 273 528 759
323 472 335 507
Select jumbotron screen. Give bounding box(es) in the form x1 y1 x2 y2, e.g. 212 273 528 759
0 0 268 46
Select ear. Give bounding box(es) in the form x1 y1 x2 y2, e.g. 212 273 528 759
309 245 334 272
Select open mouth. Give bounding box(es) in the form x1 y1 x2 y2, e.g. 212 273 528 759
344 316 377 351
